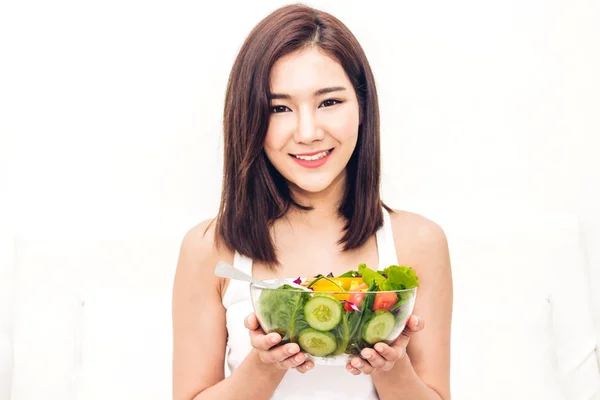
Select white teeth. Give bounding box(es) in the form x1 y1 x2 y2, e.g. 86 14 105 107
294 150 331 161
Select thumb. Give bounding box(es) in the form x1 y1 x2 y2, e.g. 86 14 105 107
404 315 424 336
244 313 259 330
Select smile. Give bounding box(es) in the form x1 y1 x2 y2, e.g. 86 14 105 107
289 148 334 168
292 149 332 161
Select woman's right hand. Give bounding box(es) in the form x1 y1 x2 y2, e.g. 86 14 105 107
244 313 314 373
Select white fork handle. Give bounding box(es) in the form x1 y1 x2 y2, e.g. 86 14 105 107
214 261 276 288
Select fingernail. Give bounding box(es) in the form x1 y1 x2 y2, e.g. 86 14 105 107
288 346 297 354
295 354 303 362
375 344 384 352
413 315 419 326
307 363 313 369
271 335 279 344
354 360 363 368
363 351 372 359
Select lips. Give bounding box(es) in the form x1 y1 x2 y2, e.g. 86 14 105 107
291 149 332 161
289 148 334 168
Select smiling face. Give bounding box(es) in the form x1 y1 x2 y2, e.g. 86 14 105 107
264 46 361 195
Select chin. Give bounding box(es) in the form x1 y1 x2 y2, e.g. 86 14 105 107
292 180 333 194
287 171 345 195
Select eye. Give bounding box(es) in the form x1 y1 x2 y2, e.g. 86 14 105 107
319 99 343 108
270 105 291 113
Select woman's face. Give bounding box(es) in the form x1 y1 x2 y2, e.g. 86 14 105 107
264 47 360 195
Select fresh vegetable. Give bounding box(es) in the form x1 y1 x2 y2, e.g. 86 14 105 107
380 265 419 290
344 281 368 311
304 294 343 331
336 277 365 290
373 292 399 311
254 263 419 359
338 269 361 278
298 329 337 357
358 263 419 291
391 292 413 322
257 284 310 341
362 310 396 344
306 276 344 291
342 300 361 312
305 276 364 301
332 313 350 355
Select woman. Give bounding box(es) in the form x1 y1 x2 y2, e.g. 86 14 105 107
172 4 452 400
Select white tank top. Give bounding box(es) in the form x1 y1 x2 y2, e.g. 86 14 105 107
222 208 398 400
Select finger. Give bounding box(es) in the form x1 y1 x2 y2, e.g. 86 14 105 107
249 329 280 352
350 356 376 375
264 343 301 364
372 342 401 363
273 347 305 368
405 315 424 335
244 313 259 330
296 360 314 374
346 363 361 375
361 347 388 369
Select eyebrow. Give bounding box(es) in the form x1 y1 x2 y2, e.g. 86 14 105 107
268 86 347 100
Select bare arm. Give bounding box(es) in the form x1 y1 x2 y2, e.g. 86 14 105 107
171 221 288 400
371 213 453 400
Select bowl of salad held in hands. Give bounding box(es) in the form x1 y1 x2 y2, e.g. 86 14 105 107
249 263 419 366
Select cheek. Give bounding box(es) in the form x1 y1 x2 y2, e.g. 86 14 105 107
264 119 290 152
263 127 291 169
263 132 281 157
328 105 360 143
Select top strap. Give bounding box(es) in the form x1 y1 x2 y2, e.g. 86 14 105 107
375 208 399 270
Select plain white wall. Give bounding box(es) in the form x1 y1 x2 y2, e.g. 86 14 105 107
1 0 599 397
0 233 14 400
2 0 599 239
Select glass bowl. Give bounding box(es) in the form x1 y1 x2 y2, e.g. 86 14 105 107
249 279 417 366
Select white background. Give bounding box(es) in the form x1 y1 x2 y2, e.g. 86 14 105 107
2 0 599 238
1 0 599 399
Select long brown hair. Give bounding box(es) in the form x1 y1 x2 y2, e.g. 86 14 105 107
215 3 387 266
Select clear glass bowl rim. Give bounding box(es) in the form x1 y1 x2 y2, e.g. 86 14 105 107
249 282 418 294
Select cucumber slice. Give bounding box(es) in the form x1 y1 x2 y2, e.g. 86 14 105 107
362 310 396 344
304 294 343 331
298 328 337 357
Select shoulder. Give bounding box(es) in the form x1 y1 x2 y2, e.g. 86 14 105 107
175 218 234 294
386 209 450 277
179 219 218 261
387 209 448 250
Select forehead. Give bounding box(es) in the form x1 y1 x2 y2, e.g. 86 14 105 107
269 47 350 94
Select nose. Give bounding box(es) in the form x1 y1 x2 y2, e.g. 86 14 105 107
293 108 324 144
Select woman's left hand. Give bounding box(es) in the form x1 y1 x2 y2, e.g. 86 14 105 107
346 315 424 375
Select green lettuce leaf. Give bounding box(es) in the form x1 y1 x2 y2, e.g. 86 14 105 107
381 265 420 291
258 284 309 341
357 263 419 291
357 263 385 288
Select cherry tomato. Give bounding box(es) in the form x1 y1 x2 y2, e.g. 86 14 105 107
372 292 398 311
344 282 368 311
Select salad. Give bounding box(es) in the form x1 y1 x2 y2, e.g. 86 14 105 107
255 263 419 358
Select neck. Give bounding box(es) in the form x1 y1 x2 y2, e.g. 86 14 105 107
287 171 347 227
